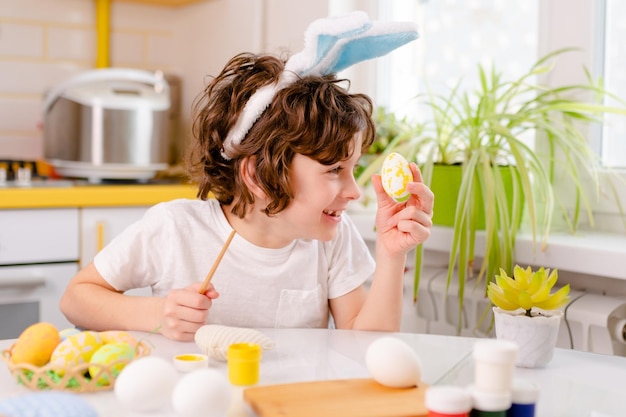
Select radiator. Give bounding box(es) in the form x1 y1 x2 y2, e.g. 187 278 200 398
403 268 626 357
564 293 626 356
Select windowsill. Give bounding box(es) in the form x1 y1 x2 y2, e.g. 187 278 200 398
350 212 626 281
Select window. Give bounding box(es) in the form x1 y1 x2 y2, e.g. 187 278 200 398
601 0 626 169
376 0 538 122
330 0 625 233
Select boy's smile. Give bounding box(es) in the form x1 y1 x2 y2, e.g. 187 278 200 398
227 133 365 249
282 133 364 242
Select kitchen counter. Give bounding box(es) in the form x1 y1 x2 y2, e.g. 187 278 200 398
2 328 626 417
0 181 198 209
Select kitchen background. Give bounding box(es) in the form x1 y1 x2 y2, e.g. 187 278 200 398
0 0 329 162
2 0 626 356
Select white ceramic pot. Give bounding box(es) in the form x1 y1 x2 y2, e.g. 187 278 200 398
493 307 563 368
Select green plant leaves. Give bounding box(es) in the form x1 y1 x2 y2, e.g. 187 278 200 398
356 48 626 332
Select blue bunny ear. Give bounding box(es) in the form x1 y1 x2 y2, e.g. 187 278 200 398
286 12 419 77
324 22 419 74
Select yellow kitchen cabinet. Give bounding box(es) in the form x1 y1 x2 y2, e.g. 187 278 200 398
0 183 197 210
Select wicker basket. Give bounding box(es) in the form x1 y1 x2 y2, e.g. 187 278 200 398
1 341 151 392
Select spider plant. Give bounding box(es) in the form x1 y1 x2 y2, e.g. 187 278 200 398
357 48 626 331
355 106 415 181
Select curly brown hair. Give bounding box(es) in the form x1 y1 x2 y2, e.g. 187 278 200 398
187 52 375 218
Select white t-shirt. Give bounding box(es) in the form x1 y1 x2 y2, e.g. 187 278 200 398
94 199 375 328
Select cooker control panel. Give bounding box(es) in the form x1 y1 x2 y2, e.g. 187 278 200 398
0 160 45 187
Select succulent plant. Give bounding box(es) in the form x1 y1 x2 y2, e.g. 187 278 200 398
487 265 571 317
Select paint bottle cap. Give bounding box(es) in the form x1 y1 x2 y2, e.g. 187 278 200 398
468 385 512 411
472 339 518 364
425 385 472 414
511 379 540 404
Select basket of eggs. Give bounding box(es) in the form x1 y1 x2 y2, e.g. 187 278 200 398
1 322 150 392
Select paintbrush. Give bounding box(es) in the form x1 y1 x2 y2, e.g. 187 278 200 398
198 229 236 294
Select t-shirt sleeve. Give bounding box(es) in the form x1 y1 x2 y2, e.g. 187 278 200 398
93 203 168 292
326 214 375 299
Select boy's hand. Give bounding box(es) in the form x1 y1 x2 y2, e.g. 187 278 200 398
158 282 219 341
372 162 434 256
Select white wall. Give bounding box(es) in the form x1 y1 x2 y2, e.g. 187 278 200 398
173 0 328 148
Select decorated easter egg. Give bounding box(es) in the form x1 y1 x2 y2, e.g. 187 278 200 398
11 322 61 366
49 331 103 375
88 343 136 385
380 152 413 203
59 327 81 341
99 331 138 347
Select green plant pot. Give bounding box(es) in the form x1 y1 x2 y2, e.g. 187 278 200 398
429 164 522 229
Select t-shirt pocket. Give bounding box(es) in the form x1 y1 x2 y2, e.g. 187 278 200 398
275 285 328 328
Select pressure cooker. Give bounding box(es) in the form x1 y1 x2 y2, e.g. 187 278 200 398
43 68 172 181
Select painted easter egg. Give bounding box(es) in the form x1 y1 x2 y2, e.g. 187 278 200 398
11 322 61 366
49 331 103 375
381 152 413 203
59 327 81 341
99 330 138 347
88 343 136 385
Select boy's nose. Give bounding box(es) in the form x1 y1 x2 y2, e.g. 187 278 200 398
344 175 362 201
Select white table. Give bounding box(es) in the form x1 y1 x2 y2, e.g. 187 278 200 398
1 328 625 417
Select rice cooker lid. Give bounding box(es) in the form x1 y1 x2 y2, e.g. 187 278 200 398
62 80 170 111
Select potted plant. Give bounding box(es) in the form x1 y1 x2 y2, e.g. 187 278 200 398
356 48 626 330
487 265 570 368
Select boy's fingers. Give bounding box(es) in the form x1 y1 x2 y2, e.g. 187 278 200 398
410 162 423 183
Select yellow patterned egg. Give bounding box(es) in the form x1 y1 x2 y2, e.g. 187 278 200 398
88 343 136 385
99 330 138 347
381 152 413 203
11 322 61 366
59 327 81 340
49 331 103 375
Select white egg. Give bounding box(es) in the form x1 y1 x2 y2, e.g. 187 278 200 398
380 152 413 203
172 369 232 417
365 336 423 388
114 356 178 412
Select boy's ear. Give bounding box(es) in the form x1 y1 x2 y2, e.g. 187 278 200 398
240 156 266 199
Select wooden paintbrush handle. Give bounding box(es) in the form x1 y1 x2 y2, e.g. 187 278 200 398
198 229 236 294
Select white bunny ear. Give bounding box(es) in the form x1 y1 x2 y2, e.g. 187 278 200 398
222 71 298 158
222 11 420 159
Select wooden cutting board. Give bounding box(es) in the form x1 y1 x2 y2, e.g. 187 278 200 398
243 378 428 417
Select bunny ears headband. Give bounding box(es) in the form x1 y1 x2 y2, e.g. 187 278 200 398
222 11 420 159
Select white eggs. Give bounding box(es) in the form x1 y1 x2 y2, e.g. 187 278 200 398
172 369 232 417
114 356 178 412
365 336 423 388
380 152 413 203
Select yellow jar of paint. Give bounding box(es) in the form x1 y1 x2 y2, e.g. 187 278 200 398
227 343 261 385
